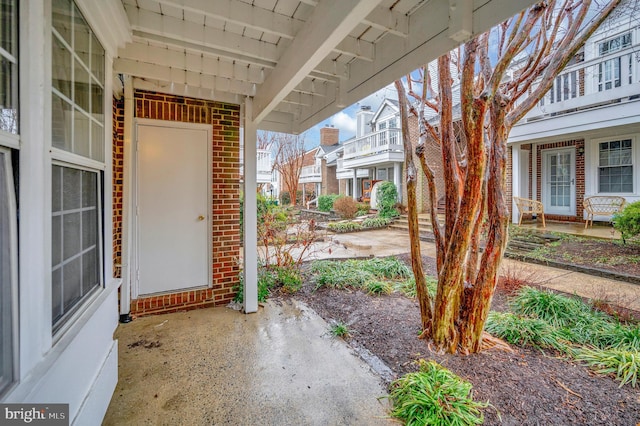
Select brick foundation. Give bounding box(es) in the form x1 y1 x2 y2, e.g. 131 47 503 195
112 90 241 317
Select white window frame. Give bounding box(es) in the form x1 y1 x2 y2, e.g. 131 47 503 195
0 147 18 398
598 31 632 56
51 160 104 334
597 137 634 195
50 0 106 337
0 0 19 398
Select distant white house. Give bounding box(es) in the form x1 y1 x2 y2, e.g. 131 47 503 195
336 100 404 204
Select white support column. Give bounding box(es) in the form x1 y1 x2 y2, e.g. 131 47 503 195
352 169 358 200
120 76 134 317
302 184 306 206
394 162 402 203
511 144 521 224
243 97 258 314
18 0 50 376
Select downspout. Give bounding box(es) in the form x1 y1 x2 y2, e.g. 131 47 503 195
119 76 134 322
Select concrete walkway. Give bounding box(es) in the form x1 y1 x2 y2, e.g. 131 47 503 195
104 299 391 426
305 229 640 311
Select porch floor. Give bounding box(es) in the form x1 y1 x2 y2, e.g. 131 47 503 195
517 220 620 240
104 300 390 425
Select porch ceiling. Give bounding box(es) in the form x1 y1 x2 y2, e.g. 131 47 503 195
113 0 537 133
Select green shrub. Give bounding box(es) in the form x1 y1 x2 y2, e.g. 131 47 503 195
276 267 303 293
389 360 487 426
377 181 399 219
613 201 640 243
233 267 277 303
317 194 339 212
333 196 359 219
355 209 369 217
361 216 392 228
326 221 362 232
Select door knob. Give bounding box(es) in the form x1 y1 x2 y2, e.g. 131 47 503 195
198 215 205 221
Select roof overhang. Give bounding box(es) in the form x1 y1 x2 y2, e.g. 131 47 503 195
109 0 537 133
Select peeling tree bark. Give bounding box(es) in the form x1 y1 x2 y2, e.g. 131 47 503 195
395 80 434 334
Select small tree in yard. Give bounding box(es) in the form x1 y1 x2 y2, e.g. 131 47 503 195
395 0 622 353
272 132 307 206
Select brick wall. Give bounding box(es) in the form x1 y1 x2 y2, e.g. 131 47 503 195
113 96 124 279
535 139 585 222
113 89 241 316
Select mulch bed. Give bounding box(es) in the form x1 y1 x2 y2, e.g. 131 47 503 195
274 255 640 425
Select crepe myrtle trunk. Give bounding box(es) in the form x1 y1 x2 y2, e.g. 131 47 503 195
395 80 434 334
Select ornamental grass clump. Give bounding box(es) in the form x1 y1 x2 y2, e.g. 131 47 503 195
389 360 487 426
359 256 411 279
311 258 412 292
484 312 565 349
572 348 639 387
510 286 595 328
326 221 362 233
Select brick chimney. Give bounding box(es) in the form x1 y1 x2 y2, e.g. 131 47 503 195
320 125 339 146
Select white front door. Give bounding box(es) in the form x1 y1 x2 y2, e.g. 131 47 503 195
136 122 210 296
542 149 576 215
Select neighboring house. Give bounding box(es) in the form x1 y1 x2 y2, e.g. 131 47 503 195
337 100 405 205
0 0 542 423
508 12 640 224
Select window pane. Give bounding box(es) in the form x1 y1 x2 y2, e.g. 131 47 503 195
52 36 72 98
52 267 63 323
63 257 82 310
74 60 90 112
52 215 62 267
91 33 105 85
63 212 81 261
73 3 90 67
62 166 81 209
52 0 72 45
74 109 90 157
0 57 18 134
82 209 97 250
81 171 96 207
52 94 73 151
91 83 103 121
52 165 102 331
91 122 104 162
82 249 99 295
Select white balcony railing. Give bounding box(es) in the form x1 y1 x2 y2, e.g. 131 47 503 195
522 47 640 122
299 164 322 182
257 149 272 183
342 128 403 160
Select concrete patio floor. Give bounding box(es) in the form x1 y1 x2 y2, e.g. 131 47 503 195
104 299 391 426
